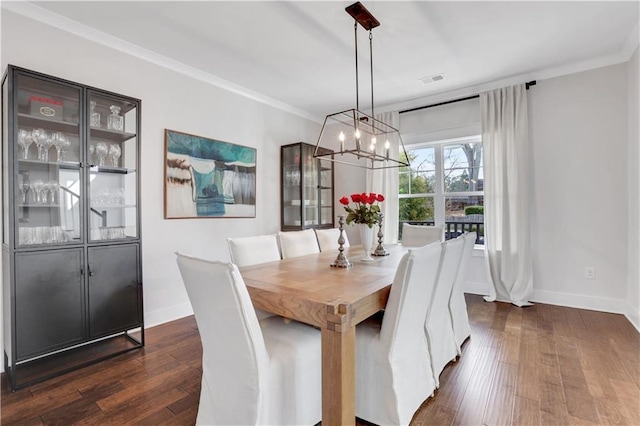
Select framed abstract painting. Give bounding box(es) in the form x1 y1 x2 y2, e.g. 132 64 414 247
164 129 257 218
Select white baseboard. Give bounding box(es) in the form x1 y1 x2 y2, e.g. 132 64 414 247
462 282 639 334
464 280 491 296
144 302 193 329
625 302 640 333
530 289 625 315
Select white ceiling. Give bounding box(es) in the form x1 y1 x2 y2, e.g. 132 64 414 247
14 1 640 120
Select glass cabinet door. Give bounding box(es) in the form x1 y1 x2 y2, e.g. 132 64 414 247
87 91 138 242
318 156 334 226
282 144 302 228
14 73 82 246
301 145 319 227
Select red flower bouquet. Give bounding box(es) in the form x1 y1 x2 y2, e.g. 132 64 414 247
340 193 384 228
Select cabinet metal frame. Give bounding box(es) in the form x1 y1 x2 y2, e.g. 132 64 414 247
2 65 144 391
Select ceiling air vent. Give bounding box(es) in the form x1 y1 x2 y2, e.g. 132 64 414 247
419 74 444 84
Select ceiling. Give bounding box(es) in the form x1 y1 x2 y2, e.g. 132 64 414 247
17 1 640 120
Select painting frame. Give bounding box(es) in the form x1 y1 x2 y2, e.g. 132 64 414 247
164 129 257 219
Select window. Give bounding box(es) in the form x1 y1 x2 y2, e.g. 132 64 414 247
398 136 484 244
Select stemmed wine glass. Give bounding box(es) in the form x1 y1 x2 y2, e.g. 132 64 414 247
18 181 30 204
30 179 45 204
47 181 59 204
32 128 46 161
95 142 108 166
41 132 53 162
52 132 69 163
59 134 71 162
109 144 121 167
17 129 33 160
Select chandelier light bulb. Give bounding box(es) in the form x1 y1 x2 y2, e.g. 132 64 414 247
371 137 377 145
355 129 361 139
339 131 345 153
384 140 390 149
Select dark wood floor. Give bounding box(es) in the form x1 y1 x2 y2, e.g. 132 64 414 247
2 295 639 425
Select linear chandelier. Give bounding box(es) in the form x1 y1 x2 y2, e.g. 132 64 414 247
313 2 409 170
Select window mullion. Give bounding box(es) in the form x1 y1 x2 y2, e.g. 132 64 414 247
434 144 445 226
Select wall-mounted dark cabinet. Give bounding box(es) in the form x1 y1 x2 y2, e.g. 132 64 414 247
1 65 143 390
281 142 334 231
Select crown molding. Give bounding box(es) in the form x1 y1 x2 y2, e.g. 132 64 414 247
2 1 320 123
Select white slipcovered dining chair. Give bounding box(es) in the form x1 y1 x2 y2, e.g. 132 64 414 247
401 223 444 247
175 252 321 426
227 234 281 267
426 236 465 388
277 229 320 259
314 228 350 252
227 234 282 321
355 243 442 426
449 232 476 353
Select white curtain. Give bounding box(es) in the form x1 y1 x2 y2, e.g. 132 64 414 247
480 85 533 307
366 111 400 244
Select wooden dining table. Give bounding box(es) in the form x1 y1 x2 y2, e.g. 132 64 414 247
239 244 408 426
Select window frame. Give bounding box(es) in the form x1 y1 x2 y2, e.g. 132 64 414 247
399 135 483 242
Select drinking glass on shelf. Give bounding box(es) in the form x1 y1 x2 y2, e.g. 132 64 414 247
17 129 33 160
59 134 71 162
32 128 46 161
109 144 121 167
89 144 95 163
95 142 108 166
41 131 53 162
18 181 30 204
47 181 59 204
52 132 63 162
30 179 45 204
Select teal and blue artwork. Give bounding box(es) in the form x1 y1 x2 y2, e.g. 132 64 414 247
164 129 256 218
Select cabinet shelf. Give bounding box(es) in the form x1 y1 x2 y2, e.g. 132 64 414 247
17 113 79 131
19 203 61 208
90 128 137 143
18 159 81 170
89 166 136 174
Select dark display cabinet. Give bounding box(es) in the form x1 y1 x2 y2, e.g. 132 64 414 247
1 65 143 390
281 142 334 231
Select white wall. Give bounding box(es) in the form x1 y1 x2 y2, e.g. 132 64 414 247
0 11 321 369
627 47 639 330
398 64 635 318
529 63 629 313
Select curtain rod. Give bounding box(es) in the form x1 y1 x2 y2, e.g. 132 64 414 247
399 80 537 114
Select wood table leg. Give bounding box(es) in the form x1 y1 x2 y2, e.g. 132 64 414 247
321 325 356 426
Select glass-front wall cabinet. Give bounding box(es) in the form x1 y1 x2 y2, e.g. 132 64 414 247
281 142 334 231
2 66 143 390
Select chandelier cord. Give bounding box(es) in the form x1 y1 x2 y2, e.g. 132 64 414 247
369 29 374 120
354 20 359 112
